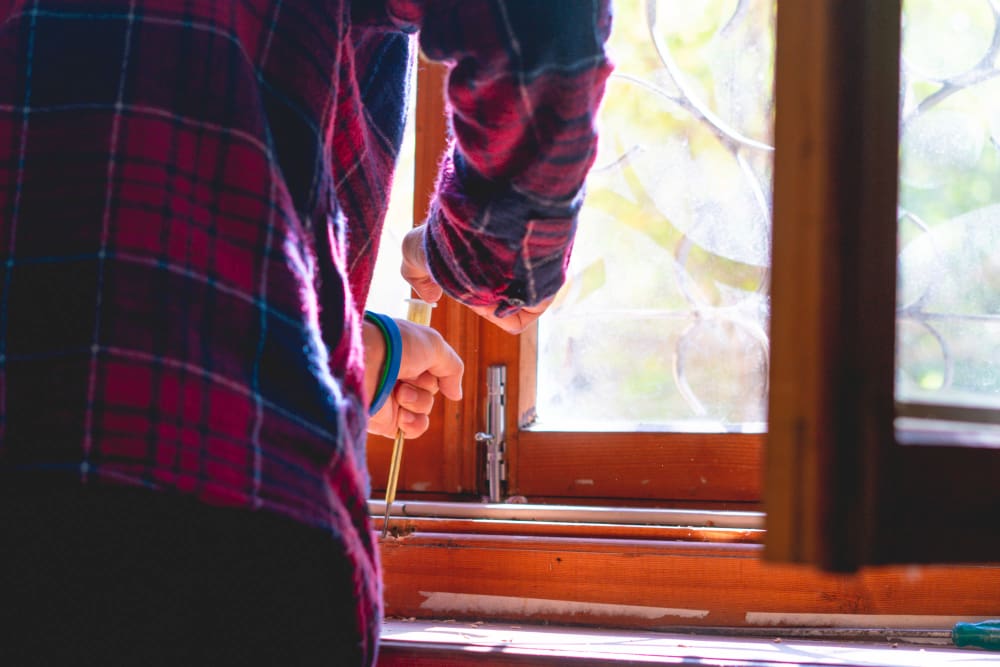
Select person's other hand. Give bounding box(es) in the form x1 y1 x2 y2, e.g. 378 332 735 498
400 224 555 335
400 224 443 305
367 319 463 439
464 297 554 335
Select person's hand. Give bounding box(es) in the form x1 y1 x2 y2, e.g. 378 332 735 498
464 297 554 335
400 224 556 335
400 224 443 305
366 319 463 439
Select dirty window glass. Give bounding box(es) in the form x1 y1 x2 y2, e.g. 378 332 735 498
895 0 1000 443
535 0 775 433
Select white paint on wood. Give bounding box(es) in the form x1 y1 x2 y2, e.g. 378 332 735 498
418 591 709 621
746 612 990 629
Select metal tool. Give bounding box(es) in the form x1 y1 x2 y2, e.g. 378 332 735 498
381 298 434 538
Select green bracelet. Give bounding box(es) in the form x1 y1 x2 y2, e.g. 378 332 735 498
364 311 402 415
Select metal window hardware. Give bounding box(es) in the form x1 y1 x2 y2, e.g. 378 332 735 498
475 365 507 503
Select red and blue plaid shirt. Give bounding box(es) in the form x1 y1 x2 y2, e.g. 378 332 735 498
0 0 610 623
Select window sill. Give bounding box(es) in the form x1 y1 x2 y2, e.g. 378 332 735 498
378 620 998 666
376 513 1000 632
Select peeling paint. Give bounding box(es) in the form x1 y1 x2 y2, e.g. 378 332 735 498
574 479 595 486
418 591 709 621
746 612 989 628
409 481 431 492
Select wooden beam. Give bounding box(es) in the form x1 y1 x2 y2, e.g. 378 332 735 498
381 533 1000 630
766 0 901 570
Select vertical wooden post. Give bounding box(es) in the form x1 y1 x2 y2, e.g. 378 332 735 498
766 0 900 571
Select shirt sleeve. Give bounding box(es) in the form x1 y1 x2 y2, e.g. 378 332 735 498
390 0 614 317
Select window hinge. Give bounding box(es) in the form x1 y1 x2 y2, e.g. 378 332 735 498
475 364 507 503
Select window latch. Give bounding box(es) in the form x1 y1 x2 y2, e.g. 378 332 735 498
475 364 507 503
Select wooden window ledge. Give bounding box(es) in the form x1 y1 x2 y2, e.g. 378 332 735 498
378 528 1000 629
378 619 999 666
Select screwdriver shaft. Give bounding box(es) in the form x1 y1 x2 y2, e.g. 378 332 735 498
380 299 434 538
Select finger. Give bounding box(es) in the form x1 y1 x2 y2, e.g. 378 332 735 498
397 409 430 439
408 276 443 304
420 338 463 401
367 414 396 440
401 371 439 395
395 320 464 402
469 295 555 334
400 225 444 303
430 358 463 401
395 382 435 416
400 259 443 303
469 303 536 334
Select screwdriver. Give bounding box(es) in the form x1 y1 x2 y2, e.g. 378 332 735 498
381 298 435 538
953 620 1000 651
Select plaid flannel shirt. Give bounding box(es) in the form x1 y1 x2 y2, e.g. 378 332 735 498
0 0 611 631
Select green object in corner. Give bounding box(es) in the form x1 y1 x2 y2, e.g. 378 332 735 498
953 621 1000 650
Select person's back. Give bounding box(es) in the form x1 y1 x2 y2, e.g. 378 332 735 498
0 2 407 663
0 0 405 516
0 1 613 664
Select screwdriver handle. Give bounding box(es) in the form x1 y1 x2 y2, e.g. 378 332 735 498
953 620 1000 650
405 298 435 327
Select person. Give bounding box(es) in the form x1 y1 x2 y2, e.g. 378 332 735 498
0 1 612 665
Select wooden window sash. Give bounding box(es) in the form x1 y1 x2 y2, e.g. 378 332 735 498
764 0 1000 571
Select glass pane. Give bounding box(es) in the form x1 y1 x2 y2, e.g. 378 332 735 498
536 0 775 432
895 0 1000 441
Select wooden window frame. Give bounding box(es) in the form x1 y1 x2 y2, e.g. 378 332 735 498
368 54 764 510
369 1 1000 632
764 0 1000 571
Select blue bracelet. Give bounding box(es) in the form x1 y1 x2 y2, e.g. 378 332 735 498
364 311 402 416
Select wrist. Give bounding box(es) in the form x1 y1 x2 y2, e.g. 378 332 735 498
362 312 402 416
362 319 386 407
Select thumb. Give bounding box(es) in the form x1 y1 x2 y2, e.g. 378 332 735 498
408 275 443 304
401 225 443 303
